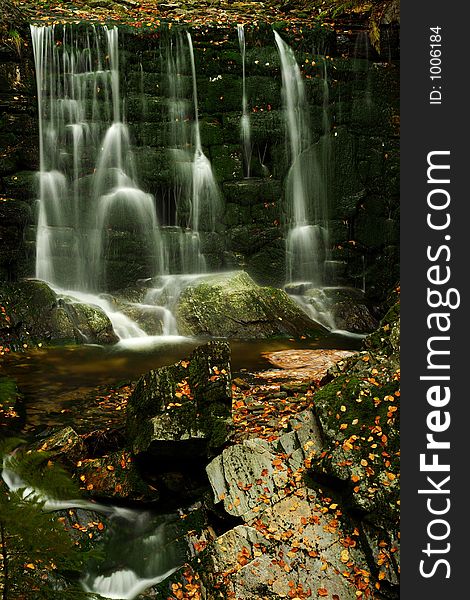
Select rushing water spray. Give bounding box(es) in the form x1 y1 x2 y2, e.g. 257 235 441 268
274 31 329 287
237 24 252 178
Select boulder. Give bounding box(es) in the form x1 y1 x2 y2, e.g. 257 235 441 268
76 450 156 502
0 280 118 348
261 348 355 385
300 286 378 333
175 271 327 339
126 341 233 459
33 426 86 469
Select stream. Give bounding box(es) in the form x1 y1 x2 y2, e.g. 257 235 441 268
1 333 361 431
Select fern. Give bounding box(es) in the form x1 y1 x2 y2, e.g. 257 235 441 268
0 440 95 599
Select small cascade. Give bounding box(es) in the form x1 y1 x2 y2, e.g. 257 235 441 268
2 458 189 600
57 289 148 340
165 31 194 225
274 31 330 288
274 31 336 330
30 24 165 294
82 513 188 599
237 24 252 177
162 31 215 273
186 32 222 234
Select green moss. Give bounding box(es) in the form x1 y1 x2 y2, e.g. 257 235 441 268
0 280 117 348
175 271 325 339
310 299 400 524
127 342 233 456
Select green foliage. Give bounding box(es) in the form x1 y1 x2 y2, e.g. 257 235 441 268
0 1 27 56
0 440 94 599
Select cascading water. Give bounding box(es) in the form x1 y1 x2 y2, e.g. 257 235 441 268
2 459 190 600
274 31 339 330
30 24 174 341
162 32 206 274
237 24 252 178
31 25 165 293
274 30 330 288
82 511 188 599
186 32 222 234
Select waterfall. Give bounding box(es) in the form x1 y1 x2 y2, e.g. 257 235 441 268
237 24 252 177
82 514 188 599
163 32 206 274
273 31 329 287
186 32 222 234
30 24 165 293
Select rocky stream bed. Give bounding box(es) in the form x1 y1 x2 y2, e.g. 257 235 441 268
0 293 400 599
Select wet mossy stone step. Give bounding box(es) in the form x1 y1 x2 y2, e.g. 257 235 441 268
222 178 282 206
0 280 118 348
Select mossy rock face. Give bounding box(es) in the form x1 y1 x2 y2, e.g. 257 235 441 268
117 303 164 336
0 199 32 225
2 171 37 202
245 240 286 288
223 178 282 207
76 450 155 502
310 298 400 526
0 280 118 348
175 271 326 339
31 426 87 469
127 341 232 459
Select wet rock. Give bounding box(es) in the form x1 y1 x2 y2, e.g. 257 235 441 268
222 178 282 207
175 271 326 339
333 300 378 333
64 299 120 344
206 410 322 521
33 426 86 469
260 348 355 385
76 450 156 502
0 280 118 347
302 286 378 333
118 303 164 336
127 342 233 459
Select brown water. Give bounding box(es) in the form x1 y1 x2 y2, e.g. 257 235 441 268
1 332 362 432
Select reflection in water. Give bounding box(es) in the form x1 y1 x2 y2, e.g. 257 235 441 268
1 334 361 431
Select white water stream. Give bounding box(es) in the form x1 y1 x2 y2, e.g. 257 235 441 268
2 456 189 599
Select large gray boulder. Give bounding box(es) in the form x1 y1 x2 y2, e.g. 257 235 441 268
175 271 326 339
